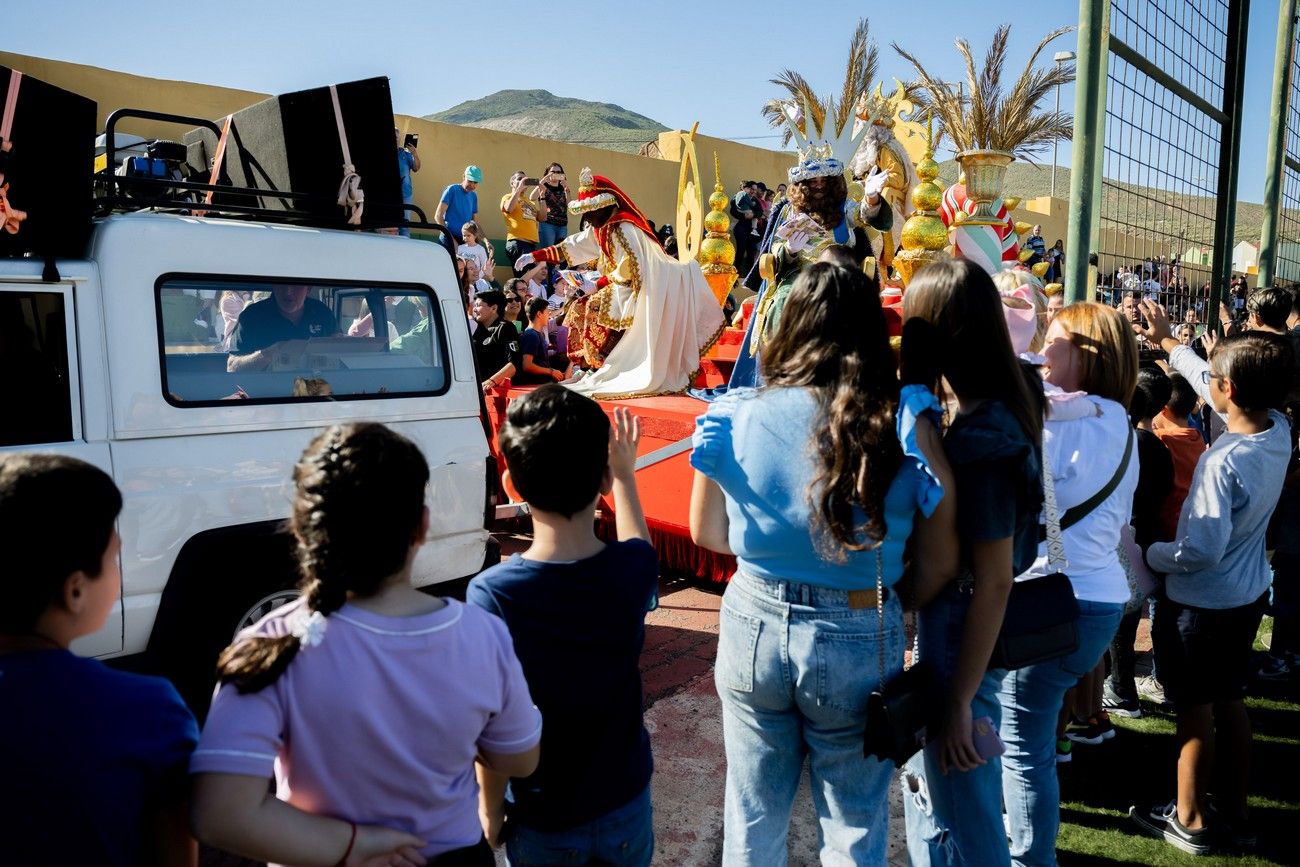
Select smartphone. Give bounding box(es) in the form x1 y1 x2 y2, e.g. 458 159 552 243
972 716 1005 759
404 133 419 149
523 177 540 186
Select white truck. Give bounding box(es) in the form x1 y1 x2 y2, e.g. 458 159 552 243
1 210 495 715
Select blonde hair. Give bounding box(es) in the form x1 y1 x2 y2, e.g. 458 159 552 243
1053 302 1138 405
992 269 1049 353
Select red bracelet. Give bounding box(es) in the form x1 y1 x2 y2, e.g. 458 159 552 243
333 821 357 867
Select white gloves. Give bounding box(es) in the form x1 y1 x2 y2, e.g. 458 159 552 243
862 166 889 202
514 252 536 270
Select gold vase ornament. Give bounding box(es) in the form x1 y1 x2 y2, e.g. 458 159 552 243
698 152 739 307
893 114 950 287
954 149 1014 226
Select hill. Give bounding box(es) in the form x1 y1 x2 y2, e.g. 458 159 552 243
937 160 1266 246
425 89 669 154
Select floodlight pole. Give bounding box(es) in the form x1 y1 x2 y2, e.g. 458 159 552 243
1259 0 1298 288
1051 51 1076 199
1065 2 1109 303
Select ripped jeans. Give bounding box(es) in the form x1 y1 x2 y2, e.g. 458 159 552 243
715 571 903 866
902 585 1011 867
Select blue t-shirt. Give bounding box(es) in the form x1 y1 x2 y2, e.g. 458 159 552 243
467 539 658 831
690 384 945 588
0 650 198 867
397 148 416 199
944 399 1043 577
439 184 478 238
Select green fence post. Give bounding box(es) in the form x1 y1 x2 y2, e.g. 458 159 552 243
1259 1 1298 289
1065 0 1109 303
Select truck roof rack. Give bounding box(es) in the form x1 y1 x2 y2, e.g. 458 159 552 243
94 108 456 257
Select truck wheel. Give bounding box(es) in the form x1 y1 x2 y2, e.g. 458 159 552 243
146 522 297 721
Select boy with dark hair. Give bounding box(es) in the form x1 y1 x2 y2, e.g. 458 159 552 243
1245 286 1292 334
0 454 199 867
1130 316 1296 854
468 386 657 866
512 297 567 385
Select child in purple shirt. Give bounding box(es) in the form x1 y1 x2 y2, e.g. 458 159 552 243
190 423 541 867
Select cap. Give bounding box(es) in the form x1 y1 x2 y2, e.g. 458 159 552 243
464 165 483 183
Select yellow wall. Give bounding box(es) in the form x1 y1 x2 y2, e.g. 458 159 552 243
2 51 798 282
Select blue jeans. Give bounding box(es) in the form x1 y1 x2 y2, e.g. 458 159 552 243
716 571 903 866
504 786 652 867
998 599 1123 867
903 586 1011 867
537 222 567 290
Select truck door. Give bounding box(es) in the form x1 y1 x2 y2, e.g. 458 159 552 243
0 282 119 656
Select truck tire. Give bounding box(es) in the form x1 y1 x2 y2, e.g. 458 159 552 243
145 521 298 722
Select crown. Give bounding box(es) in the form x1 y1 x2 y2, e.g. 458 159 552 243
784 95 866 184
855 79 913 129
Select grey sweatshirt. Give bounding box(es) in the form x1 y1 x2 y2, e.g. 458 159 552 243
1146 408 1291 608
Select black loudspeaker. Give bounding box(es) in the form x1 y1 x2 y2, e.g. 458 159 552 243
0 66 97 262
184 77 402 229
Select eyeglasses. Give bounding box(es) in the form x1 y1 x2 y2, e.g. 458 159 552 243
1201 370 1224 385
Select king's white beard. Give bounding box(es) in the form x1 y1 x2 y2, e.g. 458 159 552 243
849 125 890 179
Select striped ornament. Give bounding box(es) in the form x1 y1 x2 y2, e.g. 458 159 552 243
940 184 1020 275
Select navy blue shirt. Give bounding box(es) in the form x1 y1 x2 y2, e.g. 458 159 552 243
228 296 338 354
0 650 198 867
467 539 658 830
945 399 1043 577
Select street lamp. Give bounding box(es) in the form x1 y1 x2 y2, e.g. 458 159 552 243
1051 50 1076 199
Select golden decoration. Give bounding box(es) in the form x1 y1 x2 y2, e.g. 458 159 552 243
696 152 738 307
953 149 1015 226
893 113 950 287
675 122 705 264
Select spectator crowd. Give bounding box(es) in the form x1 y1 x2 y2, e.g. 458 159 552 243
3 146 1300 867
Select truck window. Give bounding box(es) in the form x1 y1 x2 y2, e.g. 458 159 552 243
0 292 73 446
156 278 447 406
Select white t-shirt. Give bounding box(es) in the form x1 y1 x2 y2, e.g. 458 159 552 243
457 243 489 274
1017 395 1139 604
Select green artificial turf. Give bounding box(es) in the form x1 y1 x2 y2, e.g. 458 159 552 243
1057 617 1299 865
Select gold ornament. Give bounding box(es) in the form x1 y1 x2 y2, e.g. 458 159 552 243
675 122 705 264
894 113 950 287
953 149 1015 226
697 152 738 306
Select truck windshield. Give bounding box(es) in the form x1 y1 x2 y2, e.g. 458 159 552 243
156 278 447 405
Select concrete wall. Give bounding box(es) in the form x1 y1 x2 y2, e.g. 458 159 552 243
2 51 796 281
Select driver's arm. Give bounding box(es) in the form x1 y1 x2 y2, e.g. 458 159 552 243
226 349 270 373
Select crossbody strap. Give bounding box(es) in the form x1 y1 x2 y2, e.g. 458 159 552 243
1059 427 1134 531
1041 428 1067 572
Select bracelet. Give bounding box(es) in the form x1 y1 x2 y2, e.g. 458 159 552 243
333 821 357 867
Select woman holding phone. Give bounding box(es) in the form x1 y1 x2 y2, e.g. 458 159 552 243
538 163 570 287
502 170 547 276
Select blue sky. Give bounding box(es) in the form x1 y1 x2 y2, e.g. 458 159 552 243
3 0 1287 202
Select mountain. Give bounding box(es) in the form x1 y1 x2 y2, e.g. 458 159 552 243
424 89 669 154
937 160 1266 246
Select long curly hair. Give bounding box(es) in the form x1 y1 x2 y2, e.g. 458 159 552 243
762 262 903 557
217 423 430 693
787 175 849 232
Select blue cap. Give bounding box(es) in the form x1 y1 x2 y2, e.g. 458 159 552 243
464 165 483 183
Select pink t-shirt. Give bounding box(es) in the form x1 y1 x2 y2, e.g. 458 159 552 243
192 598 541 859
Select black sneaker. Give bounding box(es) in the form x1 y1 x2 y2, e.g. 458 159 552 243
1254 653 1291 681
1102 682 1143 718
1065 716 1107 745
1129 801 1213 856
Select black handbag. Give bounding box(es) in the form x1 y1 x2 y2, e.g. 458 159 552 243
863 549 940 765
988 429 1134 670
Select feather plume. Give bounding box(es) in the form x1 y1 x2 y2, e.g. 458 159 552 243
894 24 1075 160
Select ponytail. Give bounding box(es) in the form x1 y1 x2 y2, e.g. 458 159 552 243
216 424 429 693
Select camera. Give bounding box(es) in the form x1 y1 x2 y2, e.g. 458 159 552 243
523 177 540 186
404 133 419 149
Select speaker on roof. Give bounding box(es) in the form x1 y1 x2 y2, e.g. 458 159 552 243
184 77 403 229
0 66 97 262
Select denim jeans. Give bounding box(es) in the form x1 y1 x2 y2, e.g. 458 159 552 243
902 585 1011 867
504 785 652 867
537 222 567 289
998 599 1123 867
716 570 903 866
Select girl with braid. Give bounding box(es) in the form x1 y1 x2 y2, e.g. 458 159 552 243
190 423 541 867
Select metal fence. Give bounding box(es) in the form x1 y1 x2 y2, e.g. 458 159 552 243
1275 19 1300 289
1089 0 1247 329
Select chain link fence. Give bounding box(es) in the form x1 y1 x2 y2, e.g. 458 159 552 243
1276 19 1300 290
1095 0 1239 331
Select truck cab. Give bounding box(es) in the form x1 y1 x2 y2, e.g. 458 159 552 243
1 211 491 715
